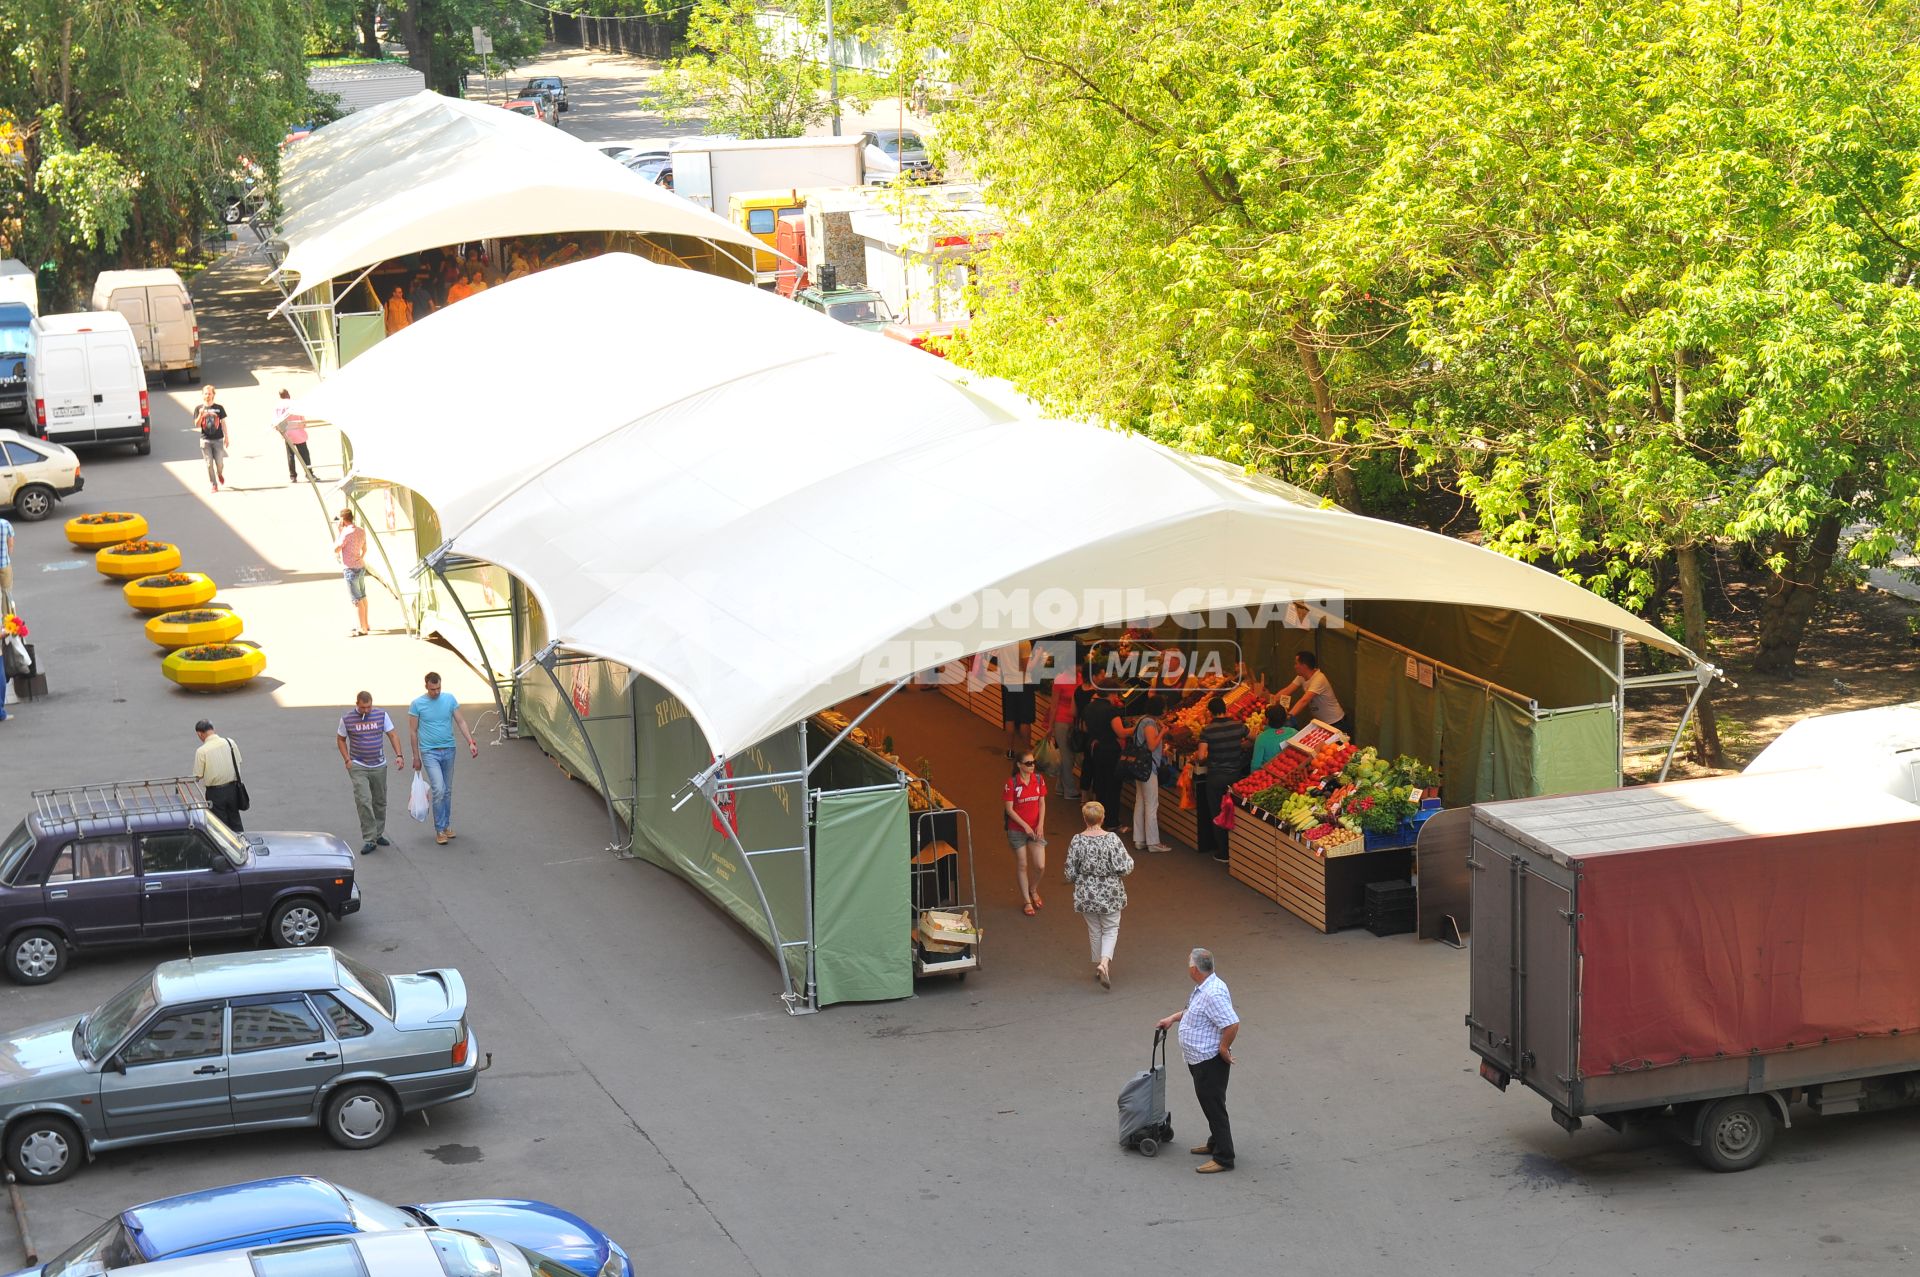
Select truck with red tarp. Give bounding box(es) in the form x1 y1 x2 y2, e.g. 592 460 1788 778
1468 769 1920 1171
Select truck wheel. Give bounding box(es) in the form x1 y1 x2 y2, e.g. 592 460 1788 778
1694 1095 1776 1172
134 439 152 456
187 368 201 384
12 483 55 522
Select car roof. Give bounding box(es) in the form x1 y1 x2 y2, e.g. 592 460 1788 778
152 948 344 1005
113 1228 450 1275
34 310 136 337
869 128 922 142
128 1177 355 1259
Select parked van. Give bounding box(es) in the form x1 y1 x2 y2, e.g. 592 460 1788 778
31 312 151 454
90 268 199 382
0 260 38 315
727 188 809 288
0 303 32 431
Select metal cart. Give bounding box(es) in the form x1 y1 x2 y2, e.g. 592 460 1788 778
911 796 980 979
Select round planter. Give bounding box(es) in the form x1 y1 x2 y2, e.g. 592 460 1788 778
144 608 243 650
163 642 266 692
65 512 149 548
123 572 218 614
96 540 182 580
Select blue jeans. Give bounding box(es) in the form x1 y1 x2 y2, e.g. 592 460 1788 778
421 746 455 832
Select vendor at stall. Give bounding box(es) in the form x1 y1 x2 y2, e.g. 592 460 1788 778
1248 704 1295 772
1274 651 1347 733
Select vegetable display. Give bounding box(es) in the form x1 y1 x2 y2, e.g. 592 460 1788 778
1236 743 1437 854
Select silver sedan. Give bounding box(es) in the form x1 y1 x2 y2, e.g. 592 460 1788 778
0 947 484 1183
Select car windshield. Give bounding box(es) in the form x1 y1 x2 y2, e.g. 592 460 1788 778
337 950 395 1019
828 297 887 324
338 1185 423 1233
876 132 921 156
0 820 33 885
43 1217 144 1277
0 320 31 361
201 814 250 865
83 974 158 1061
248 1238 360 1277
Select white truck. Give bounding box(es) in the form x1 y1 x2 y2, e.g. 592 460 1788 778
669 136 865 215
91 269 199 383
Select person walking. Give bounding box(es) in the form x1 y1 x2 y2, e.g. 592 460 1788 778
0 514 14 616
1081 686 1127 831
1131 706 1169 853
334 509 369 637
192 719 245 831
337 691 404 854
273 389 311 482
194 386 228 491
1064 801 1134 988
1195 695 1251 862
410 671 479 846
1157 947 1240 1174
1002 750 1048 915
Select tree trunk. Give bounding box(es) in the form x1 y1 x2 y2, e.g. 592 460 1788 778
358 2 382 58
1290 322 1362 509
1676 541 1726 769
1752 513 1843 675
396 3 433 93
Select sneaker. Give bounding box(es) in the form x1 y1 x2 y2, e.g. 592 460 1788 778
435 831 449 845
1196 1160 1232 1174
1150 843 1173 853
375 836 391 847
443 828 457 840
359 841 377 855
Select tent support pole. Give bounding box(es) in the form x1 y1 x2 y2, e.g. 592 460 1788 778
796 719 818 1013
1521 612 1622 685
807 676 909 777
1614 630 1626 785
519 641 630 855
422 545 516 739
343 485 412 614
692 754 815 1014
1655 667 1714 783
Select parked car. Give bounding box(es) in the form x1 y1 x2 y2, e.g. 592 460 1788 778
859 128 935 183
9 1176 630 1277
30 312 151 454
0 947 483 1184
0 779 360 985
0 300 33 430
619 151 673 187
519 76 569 113
796 282 895 332
0 428 82 522
502 98 551 126
73 1230 587 1277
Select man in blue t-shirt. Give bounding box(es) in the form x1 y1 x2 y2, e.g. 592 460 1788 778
409 671 479 844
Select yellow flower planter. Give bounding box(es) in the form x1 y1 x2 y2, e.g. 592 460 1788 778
66 512 149 548
163 642 266 692
124 572 218 614
144 608 244 650
96 540 182 580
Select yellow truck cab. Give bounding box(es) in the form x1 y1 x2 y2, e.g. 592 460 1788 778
727 188 809 288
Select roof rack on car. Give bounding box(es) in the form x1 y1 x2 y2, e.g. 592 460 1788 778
32 778 208 831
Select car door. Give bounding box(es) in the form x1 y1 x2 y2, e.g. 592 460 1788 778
36 339 91 441
85 332 142 432
42 834 143 947
107 291 154 367
226 994 342 1126
139 829 245 939
0 440 22 505
98 1002 233 1142
148 289 191 366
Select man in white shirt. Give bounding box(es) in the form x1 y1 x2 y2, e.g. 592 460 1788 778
1157 947 1241 1173
1275 649 1347 733
192 718 245 831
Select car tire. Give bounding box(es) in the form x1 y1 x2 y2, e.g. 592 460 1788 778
324 1082 399 1150
12 483 55 522
4 928 67 985
134 439 152 456
267 897 330 948
5 1113 83 1184
187 368 201 384
1694 1095 1777 1172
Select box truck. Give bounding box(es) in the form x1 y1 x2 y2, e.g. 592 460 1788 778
1468 769 1920 1171
670 136 865 217
91 269 199 382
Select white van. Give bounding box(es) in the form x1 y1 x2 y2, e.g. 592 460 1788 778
0 260 37 316
31 312 150 454
90 268 199 382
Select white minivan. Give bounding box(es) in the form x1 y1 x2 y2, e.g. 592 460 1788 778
91 268 199 382
31 312 151 454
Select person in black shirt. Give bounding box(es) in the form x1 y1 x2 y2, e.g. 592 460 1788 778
1196 696 1250 862
1081 687 1128 830
194 385 228 491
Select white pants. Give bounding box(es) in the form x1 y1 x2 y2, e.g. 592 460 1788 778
1133 771 1160 847
1083 909 1121 963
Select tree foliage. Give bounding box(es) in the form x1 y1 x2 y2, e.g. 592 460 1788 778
653 0 896 138
0 0 311 308
916 0 1920 670
390 0 546 98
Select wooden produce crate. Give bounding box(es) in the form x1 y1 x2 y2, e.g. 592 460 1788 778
1227 804 1414 932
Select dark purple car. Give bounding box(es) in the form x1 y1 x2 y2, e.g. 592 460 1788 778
0 779 359 985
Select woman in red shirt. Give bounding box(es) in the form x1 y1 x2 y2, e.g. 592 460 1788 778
1002 752 1048 915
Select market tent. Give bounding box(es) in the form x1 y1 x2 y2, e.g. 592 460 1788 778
299 252 1693 760
268 92 765 299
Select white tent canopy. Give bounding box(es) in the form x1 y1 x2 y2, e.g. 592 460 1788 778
270 93 764 297
300 253 1693 759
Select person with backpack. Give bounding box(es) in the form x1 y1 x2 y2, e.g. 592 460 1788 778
1129 704 1170 853
195 385 228 491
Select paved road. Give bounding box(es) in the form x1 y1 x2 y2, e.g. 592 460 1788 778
2 50 1915 1277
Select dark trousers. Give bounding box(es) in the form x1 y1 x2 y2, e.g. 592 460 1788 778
1198 776 1231 858
285 439 312 479
207 781 245 832
1189 1054 1234 1165
1087 745 1122 822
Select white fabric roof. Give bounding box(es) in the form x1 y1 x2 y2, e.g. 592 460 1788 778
299 253 1693 758
271 93 763 296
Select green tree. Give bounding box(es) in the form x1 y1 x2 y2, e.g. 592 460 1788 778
653 0 897 138
0 0 311 308
307 0 383 58
390 0 545 98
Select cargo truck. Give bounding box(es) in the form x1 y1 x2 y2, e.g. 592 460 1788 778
1468 769 1920 1171
670 136 865 218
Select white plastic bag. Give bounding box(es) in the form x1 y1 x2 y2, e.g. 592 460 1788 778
408 773 431 823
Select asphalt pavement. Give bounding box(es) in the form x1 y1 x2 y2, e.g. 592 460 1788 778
1 46 1916 1277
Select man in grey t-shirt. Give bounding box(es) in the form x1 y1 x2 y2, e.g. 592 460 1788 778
1276 650 1346 732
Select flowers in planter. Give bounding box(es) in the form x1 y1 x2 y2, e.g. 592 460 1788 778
124 571 218 613
162 640 266 691
144 608 244 650
65 511 150 547
95 539 182 579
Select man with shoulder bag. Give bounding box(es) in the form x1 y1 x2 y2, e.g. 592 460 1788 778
191 719 249 831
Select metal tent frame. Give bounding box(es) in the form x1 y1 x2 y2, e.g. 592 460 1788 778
1520 615 1721 783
